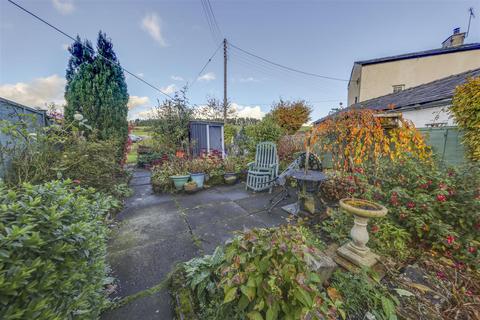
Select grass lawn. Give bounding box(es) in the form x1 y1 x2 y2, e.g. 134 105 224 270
127 126 152 164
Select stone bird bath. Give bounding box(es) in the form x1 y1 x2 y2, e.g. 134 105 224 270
336 198 388 268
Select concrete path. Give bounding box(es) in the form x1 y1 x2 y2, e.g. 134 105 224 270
101 169 293 320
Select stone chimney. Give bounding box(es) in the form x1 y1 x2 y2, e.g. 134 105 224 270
442 28 466 48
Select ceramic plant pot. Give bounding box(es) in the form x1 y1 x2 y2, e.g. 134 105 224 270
224 172 237 185
190 173 205 188
170 175 190 191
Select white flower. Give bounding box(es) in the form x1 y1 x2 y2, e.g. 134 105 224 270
74 113 84 121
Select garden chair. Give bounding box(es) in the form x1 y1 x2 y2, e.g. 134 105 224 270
246 142 279 193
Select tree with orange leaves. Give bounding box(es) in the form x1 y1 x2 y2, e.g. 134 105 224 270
309 109 431 171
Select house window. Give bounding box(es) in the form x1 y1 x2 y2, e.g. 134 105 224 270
393 84 405 93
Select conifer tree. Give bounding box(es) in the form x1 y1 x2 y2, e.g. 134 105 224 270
64 31 129 142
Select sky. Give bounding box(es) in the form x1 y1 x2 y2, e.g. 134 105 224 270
1 0 479 122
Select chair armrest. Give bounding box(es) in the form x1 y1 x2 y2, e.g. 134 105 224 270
247 161 255 169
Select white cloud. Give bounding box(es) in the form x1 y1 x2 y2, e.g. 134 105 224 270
197 72 216 82
0 74 66 109
239 77 259 83
141 13 167 46
61 43 70 51
161 84 176 95
52 0 75 15
132 107 156 120
171 75 184 81
136 73 144 78
128 96 150 110
231 103 265 119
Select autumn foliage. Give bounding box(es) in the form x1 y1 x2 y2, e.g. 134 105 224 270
270 99 312 134
309 109 431 171
451 76 480 162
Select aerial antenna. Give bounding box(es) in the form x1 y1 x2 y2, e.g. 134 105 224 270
466 7 475 37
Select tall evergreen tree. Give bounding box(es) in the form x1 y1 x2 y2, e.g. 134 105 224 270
64 31 129 142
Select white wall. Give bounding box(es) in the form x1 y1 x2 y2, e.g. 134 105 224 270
400 105 455 128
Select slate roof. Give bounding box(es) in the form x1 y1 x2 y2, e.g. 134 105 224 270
355 43 480 66
314 68 480 124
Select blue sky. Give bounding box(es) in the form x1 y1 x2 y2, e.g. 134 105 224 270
1 0 479 122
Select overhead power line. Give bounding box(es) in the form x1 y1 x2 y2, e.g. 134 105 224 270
7 0 174 100
200 0 222 42
188 40 223 89
230 42 349 82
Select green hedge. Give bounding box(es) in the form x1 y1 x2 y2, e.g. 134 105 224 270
0 180 117 319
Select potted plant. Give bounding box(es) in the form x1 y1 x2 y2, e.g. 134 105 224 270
184 180 198 193
169 160 190 191
223 157 239 184
188 158 206 188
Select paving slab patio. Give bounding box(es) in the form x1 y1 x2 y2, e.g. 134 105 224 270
101 169 294 320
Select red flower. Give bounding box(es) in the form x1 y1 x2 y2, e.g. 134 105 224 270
371 225 380 233
446 235 455 245
444 250 452 257
406 201 416 209
436 271 446 280
419 183 429 189
468 246 477 254
354 167 364 174
348 187 355 194
437 194 447 202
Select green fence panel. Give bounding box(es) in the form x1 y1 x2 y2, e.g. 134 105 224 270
418 127 466 166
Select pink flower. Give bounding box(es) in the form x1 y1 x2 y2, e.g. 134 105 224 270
437 194 447 202
73 179 81 184
439 183 448 190
446 235 455 245
468 246 477 254
371 225 380 233
406 201 416 209
465 290 473 297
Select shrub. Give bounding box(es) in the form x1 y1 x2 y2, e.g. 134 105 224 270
312 109 431 171
330 270 398 320
353 158 480 266
180 225 340 319
269 99 312 134
0 120 128 197
451 76 480 161
277 134 304 164
0 180 117 319
245 117 284 152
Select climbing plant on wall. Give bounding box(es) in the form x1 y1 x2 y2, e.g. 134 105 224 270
451 76 480 162
311 109 431 171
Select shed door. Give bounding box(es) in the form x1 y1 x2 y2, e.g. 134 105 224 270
209 125 222 153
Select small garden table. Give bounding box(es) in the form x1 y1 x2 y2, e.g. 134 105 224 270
283 170 328 215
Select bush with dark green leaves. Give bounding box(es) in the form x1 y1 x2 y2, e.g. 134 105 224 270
0 180 117 319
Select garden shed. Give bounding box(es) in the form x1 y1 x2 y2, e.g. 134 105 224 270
189 120 224 158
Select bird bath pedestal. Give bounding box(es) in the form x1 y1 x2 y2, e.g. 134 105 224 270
336 198 388 268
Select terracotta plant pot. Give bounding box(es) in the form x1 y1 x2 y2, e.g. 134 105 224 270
170 175 190 191
184 181 198 193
